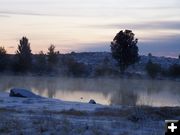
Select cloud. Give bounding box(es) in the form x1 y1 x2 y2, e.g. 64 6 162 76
74 42 110 52
0 10 94 17
88 20 180 30
8 46 15 49
137 34 180 57
0 14 9 17
0 10 53 17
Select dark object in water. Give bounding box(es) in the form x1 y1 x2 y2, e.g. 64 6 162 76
9 88 41 98
89 99 96 104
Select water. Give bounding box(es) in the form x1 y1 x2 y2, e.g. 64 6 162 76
0 76 180 107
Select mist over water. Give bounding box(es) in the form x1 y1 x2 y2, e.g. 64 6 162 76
0 76 179 106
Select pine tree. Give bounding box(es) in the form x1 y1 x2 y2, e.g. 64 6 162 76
111 30 139 73
0 46 7 71
16 37 32 72
47 44 59 71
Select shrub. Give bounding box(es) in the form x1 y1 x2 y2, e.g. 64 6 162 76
168 64 180 78
65 57 88 77
94 66 118 76
34 51 47 73
94 56 118 76
145 60 161 78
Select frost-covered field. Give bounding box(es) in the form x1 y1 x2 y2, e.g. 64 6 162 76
0 92 180 135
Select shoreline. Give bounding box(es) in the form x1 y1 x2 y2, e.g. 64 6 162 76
0 92 180 134
0 73 180 82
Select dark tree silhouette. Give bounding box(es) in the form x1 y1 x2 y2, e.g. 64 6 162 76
168 64 180 78
65 57 88 77
145 60 161 78
94 57 117 76
148 53 152 58
0 46 6 55
110 30 139 73
15 37 32 72
35 51 47 73
47 44 59 71
0 46 7 71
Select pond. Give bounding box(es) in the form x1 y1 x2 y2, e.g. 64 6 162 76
0 76 180 107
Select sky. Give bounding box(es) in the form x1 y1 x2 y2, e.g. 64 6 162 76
0 0 180 57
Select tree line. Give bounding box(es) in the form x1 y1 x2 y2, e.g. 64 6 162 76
0 37 88 76
0 30 180 78
0 37 58 73
145 58 180 78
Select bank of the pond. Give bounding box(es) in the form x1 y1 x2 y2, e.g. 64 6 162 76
0 92 180 135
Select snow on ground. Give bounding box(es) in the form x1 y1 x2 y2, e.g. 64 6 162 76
0 92 180 135
69 52 180 67
0 92 105 112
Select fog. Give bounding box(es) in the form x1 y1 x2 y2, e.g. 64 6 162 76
0 76 179 106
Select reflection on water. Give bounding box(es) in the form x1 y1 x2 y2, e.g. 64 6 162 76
0 76 180 106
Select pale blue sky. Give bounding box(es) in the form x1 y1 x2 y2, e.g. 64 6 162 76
0 0 180 57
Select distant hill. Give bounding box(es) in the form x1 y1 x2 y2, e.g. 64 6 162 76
64 52 180 75
5 52 180 77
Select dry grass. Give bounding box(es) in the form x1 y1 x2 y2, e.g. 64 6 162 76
42 108 88 116
0 106 178 135
0 114 22 134
93 107 132 117
0 107 20 113
60 109 88 116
